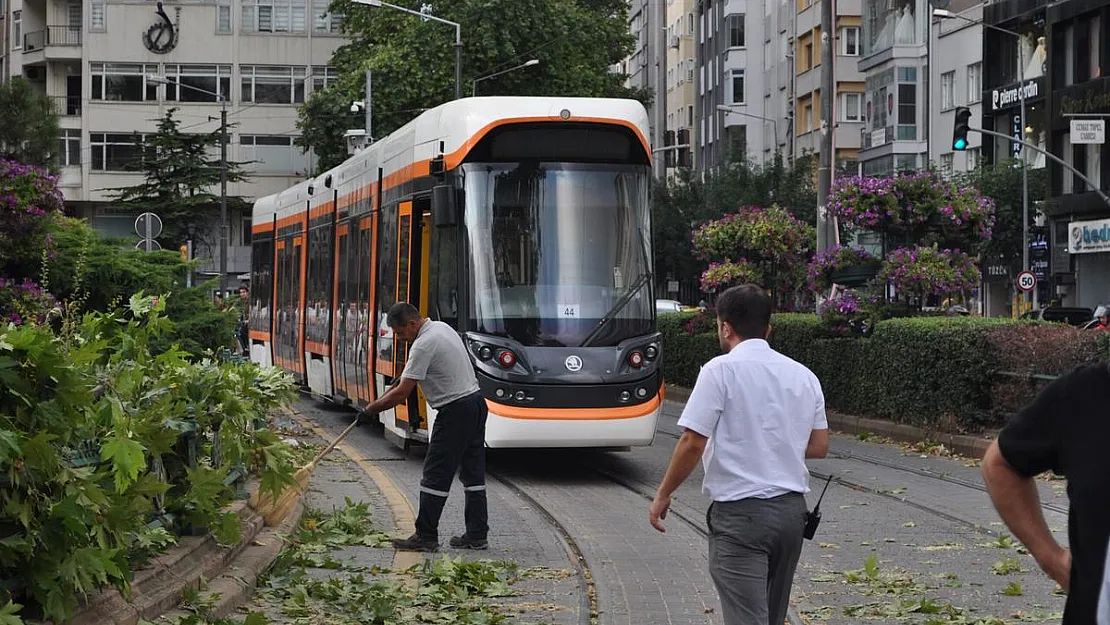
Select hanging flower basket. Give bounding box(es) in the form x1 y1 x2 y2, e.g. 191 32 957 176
807 246 880 291
700 259 763 293
879 246 982 301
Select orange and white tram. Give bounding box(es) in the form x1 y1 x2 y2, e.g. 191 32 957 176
249 96 664 449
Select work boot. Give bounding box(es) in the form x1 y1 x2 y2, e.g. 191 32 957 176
449 534 489 550
391 533 439 552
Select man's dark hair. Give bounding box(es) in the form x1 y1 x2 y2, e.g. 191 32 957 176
386 302 421 328
716 284 772 339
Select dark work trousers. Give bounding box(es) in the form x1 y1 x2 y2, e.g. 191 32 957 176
707 492 807 625
415 392 489 541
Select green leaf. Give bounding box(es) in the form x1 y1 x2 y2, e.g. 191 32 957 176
243 611 270 625
0 601 24 625
100 435 147 492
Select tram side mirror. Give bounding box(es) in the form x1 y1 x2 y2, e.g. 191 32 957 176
432 184 459 228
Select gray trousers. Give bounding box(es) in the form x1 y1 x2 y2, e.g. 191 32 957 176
707 492 807 625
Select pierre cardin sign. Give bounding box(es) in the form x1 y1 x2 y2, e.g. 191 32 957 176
986 77 1045 113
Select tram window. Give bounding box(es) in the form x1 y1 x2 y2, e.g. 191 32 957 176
397 215 411 304
433 226 458 325
343 220 360 367
250 237 273 332
356 223 372 372
376 205 397 363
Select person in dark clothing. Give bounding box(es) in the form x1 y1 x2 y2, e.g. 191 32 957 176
362 302 488 552
983 363 1110 625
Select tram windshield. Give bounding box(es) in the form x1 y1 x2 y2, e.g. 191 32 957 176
463 162 653 348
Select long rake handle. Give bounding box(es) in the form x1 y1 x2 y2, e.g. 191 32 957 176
305 415 361 470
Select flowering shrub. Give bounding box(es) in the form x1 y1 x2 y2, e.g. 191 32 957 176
817 290 865 335
0 276 56 326
0 160 64 264
692 205 814 264
879 246 982 300
700 259 762 293
828 172 995 242
806 246 879 291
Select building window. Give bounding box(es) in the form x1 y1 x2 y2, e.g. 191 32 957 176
803 41 813 71
241 66 306 104
91 0 106 30
312 0 342 33
310 66 338 92
241 217 252 246
730 69 745 104
966 62 981 103
91 63 159 102
241 135 309 174
57 129 81 167
241 0 307 33
91 132 149 171
13 11 21 50
217 3 232 33
163 65 232 102
688 106 694 126
897 83 915 125
802 102 813 132
841 92 862 121
727 13 745 47
840 26 860 56
940 71 955 109
940 153 954 176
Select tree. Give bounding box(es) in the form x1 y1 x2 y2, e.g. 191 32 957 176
652 152 818 299
109 109 251 260
953 159 1046 273
0 78 61 169
299 0 647 171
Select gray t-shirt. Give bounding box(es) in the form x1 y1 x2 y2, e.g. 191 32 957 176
400 320 480 409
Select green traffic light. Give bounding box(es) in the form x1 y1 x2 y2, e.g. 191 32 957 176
953 138 967 150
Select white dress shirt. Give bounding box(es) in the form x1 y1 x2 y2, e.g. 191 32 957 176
677 338 828 502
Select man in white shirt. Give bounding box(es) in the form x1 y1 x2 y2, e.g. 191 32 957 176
649 284 830 625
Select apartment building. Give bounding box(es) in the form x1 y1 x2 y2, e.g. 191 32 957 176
664 0 697 174
793 0 865 173
626 0 666 176
695 0 792 168
4 0 343 280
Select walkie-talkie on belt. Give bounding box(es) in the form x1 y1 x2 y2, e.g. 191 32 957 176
803 474 834 540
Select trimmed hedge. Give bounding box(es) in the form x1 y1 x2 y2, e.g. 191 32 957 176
660 310 1105 432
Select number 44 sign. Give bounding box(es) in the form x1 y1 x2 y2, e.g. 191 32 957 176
1016 271 1037 292
558 304 580 318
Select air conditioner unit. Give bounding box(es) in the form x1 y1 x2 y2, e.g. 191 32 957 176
25 67 45 81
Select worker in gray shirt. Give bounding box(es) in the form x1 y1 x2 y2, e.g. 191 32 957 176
362 302 488 552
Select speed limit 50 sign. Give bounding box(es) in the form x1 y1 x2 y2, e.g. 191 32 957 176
1016 270 1037 292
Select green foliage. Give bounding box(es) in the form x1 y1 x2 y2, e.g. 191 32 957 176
301 0 646 172
0 78 61 170
0 294 297 622
660 310 1102 431
652 153 818 296
953 159 1047 273
107 109 251 254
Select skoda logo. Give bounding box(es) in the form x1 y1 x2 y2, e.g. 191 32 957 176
564 355 583 372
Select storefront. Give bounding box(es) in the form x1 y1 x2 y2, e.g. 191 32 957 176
1065 217 1110 308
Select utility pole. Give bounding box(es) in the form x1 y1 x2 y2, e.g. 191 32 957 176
365 69 373 140
816 0 835 256
219 101 228 297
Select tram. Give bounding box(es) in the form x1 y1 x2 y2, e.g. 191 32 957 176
249 96 663 449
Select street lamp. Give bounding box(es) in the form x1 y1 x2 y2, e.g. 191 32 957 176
716 104 779 155
472 59 539 97
934 8 1035 309
146 74 230 297
350 0 462 100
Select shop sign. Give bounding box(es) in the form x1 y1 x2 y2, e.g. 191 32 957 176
986 77 1045 113
1068 217 1110 254
1057 77 1110 116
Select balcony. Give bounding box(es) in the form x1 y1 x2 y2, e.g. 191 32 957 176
50 95 82 116
22 26 82 64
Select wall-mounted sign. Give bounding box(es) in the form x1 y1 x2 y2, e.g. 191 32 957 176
986 77 1045 113
1068 217 1110 254
1057 77 1110 116
143 2 179 54
1070 119 1106 144
871 128 886 147
1011 114 1023 157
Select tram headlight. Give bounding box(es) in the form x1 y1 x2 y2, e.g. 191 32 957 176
636 387 648 399
619 390 631 402
514 390 526 401
627 351 644 368
477 345 493 361
644 345 658 361
497 350 517 368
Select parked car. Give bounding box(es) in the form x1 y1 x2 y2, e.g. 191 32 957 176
656 299 684 315
1019 306 1095 326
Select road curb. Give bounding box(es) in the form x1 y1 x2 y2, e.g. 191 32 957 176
665 384 993 459
285 407 424 572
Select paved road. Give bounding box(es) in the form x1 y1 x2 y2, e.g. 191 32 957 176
297 398 1069 625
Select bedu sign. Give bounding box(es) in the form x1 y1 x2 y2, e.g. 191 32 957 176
1069 218 1110 254
987 77 1044 113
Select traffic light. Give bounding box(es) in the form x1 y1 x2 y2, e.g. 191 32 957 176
952 106 972 151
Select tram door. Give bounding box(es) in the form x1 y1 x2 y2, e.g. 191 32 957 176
393 200 433 434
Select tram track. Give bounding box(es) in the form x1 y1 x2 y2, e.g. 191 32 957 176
654 425 1067 536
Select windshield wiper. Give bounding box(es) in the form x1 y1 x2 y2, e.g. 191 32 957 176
580 225 652 348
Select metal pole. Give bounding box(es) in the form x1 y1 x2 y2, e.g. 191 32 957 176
971 125 1110 206
816 0 834 257
219 101 228 297
365 69 372 140
454 26 462 100
1018 44 1033 310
